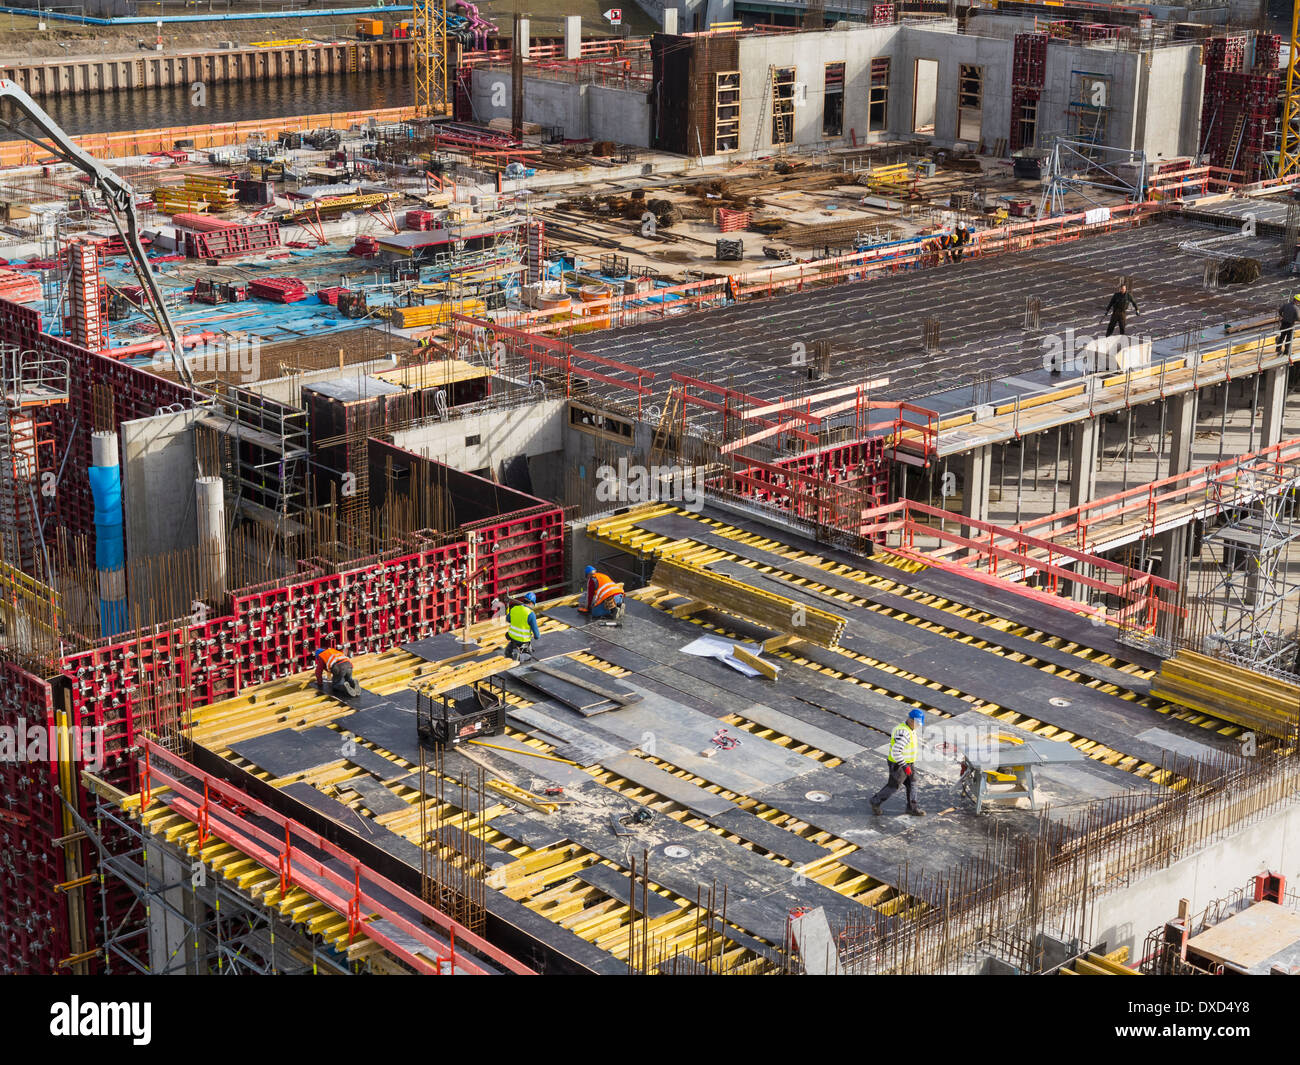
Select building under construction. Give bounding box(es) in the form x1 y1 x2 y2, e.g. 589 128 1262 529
3 8 1300 979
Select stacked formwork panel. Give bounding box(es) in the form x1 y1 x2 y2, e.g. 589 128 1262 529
1010 34 1048 153
67 242 106 353
1199 34 1279 183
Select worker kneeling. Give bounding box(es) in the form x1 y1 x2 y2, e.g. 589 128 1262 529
506 592 541 661
315 646 360 698
581 565 625 620
870 709 925 817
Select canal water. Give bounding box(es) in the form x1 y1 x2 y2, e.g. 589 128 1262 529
39 68 416 136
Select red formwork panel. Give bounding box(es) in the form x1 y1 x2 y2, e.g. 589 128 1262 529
0 298 192 544
189 222 281 260
466 504 566 612
0 661 77 974
1012 33 1048 89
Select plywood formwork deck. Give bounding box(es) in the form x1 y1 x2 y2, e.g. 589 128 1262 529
176 501 1267 974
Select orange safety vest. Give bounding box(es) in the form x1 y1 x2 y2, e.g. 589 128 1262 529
589 572 623 608
317 647 347 671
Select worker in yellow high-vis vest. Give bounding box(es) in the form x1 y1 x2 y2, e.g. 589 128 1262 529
506 591 541 661
870 709 925 817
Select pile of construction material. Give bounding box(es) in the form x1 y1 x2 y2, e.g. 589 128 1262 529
153 174 237 214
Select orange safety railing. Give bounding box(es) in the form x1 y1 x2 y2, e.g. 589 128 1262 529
0 105 420 168
138 738 535 975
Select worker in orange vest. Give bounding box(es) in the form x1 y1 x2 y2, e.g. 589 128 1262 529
315 646 359 697
580 565 625 620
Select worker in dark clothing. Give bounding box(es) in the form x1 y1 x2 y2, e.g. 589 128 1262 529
315 646 359 697
1104 284 1139 337
1277 295 1300 357
870 709 926 817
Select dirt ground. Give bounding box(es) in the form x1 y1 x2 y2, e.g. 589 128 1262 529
0 0 655 61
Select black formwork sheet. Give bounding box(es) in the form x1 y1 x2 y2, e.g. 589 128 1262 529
229 726 349 779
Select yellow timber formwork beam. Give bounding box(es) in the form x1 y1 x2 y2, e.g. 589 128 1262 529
1283 1 1300 180
588 506 1255 781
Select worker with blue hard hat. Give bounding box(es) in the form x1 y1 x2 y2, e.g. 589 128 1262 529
506 590 541 660
870 708 926 817
314 645 359 698
580 564 626 620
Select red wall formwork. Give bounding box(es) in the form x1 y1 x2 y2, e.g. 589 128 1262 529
0 309 566 973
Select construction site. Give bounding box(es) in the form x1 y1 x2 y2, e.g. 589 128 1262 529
0 0 1299 982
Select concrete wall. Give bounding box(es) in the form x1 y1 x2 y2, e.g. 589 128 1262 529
248 357 399 408
390 398 568 498
1087 804 1300 962
119 409 199 567
734 24 902 153
470 69 651 144
726 23 1204 156
1141 43 1205 160
895 26 1014 147
0 39 410 98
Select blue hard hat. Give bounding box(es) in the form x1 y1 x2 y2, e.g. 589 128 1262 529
584 565 596 577
314 646 325 657
908 709 925 724
523 591 537 604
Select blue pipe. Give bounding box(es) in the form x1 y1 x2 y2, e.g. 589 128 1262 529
88 457 128 636
0 5 395 25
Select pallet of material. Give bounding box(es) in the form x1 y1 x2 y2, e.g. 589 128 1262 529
388 299 485 328
650 557 847 648
1151 650 1300 739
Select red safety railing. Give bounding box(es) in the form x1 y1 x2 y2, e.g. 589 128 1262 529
139 740 534 976
451 314 654 415
858 499 1183 632
1008 436 1300 558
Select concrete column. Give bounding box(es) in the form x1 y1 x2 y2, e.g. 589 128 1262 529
1260 366 1288 449
565 15 582 59
1156 525 1189 642
518 18 531 58
196 476 227 601
664 8 679 33
959 445 991 524
1168 390 1197 477
1069 421 1099 509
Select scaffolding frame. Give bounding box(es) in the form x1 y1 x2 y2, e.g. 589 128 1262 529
1190 487 1300 673
68 790 364 974
1039 138 1146 216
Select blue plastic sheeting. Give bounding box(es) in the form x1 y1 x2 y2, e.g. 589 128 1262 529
0 5 393 25
88 465 123 532
88 462 127 636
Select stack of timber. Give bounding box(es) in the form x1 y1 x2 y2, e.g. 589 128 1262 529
649 557 847 648
1151 650 1300 739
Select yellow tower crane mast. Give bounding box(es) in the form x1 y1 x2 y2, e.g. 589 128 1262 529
1281 2 1300 179
414 0 451 116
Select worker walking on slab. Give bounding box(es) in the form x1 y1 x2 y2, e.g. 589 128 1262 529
315 646 360 698
580 565 626 620
1277 294 1300 357
1104 283 1139 337
506 591 541 661
870 709 926 817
